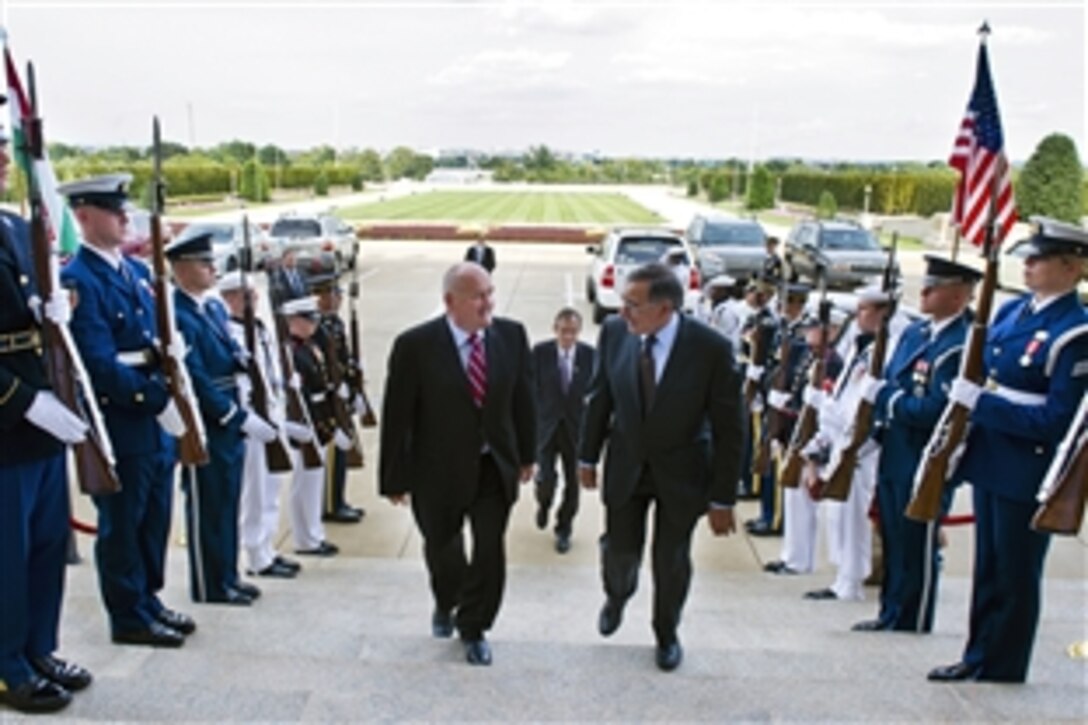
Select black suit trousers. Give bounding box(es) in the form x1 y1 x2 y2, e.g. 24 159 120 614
600 470 699 645
412 455 511 640
535 421 580 535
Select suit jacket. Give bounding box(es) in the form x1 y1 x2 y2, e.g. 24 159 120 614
532 339 595 446
267 264 309 311
464 243 496 273
379 315 536 509
580 315 743 517
957 292 1088 503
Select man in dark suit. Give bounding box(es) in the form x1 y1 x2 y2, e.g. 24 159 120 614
379 262 535 667
463 234 496 273
267 249 308 310
532 307 595 554
580 262 743 672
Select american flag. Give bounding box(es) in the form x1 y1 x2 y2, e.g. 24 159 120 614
948 34 1016 247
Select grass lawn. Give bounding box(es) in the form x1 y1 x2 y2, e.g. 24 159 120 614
336 190 662 225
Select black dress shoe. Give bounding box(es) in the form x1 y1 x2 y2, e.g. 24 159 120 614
598 599 624 637
463 638 492 666
0 675 72 713
655 641 683 672
555 533 571 554
214 589 254 606
346 504 366 518
927 662 980 682
254 561 298 579
804 588 838 600
432 609 454 639
535 505 548 530
112 620 185 647
232 582 262 600
297 541 339 556
156 608 197 635
763 560 798 575
323 506 362 524
274 555 302 572
852 618 893 632
748 521 782 537
28 654 93 692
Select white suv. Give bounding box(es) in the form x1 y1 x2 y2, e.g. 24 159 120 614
584 228 700 324
268 213 358 271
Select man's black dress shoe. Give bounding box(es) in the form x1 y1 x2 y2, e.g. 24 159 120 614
232 582 261 600
852 618 893 632
156 609 197 635
655 641 683 672
112 620 185 647
0 675 71 713
763 560 798 575
323 506 362 524
804 588 838 600
28 655 93 692
535 505 548 530
555 533 571 554
432 609 454 639
274 555 302 573
748 521 782 537
254 561 298 579
927 662 980 682
598 599 624 637
463 638 492 666
207 588 253 606
296 541 339 556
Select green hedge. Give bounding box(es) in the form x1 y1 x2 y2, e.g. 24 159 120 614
778 170 958 216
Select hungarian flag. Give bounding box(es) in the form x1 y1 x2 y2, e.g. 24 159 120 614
948 28 1016 248
2 31 81 256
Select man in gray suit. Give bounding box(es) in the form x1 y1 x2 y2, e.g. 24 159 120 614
580 263 743 672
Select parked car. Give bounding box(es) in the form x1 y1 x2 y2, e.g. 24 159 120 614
267 213 358 271
585 227 700 324
684 213 767 283
784 219 894 289
177 220 274 274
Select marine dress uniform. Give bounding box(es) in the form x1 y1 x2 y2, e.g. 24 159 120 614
859 257 979 633
59 174 193 647
930 219 1088 683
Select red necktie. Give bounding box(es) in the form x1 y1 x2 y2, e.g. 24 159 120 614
467 333 487 408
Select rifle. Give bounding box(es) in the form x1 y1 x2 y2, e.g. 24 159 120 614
780 269 830 488
753 274 793 476
347 265 377 428
1031 395 1088 535
906 174 1004 522
20 62 120 496
273 314 323 470
742 305 775 410
149 117 208 467
815 233 899 502
322 317 364 468
240 216 292 473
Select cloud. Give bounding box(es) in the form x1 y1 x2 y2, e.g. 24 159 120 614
429 48 573 88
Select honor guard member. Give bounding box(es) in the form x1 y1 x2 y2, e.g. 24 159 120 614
312 271 366 523
167 231 277 605
853 256 979 633
219 272 301 579
283 295 343 556
762 236 785 284
738 276 777 499
59 174 194 647
0 121 91 714
748 282 813 536
930 218 1088 684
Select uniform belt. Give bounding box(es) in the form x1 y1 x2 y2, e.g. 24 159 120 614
116 348 156 367
991 384 1047 407
310 392 327 403
211 376 239 392
0 329 41 354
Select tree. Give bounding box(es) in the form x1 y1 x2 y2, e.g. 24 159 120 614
258 144 288 167
356 148 384 181
707 174 729 203
313 169 329 196
817 190 838 219
1016 133 1084 223
239 159 269 202
384 146 432 180
213 140 257 165
746 165 776 210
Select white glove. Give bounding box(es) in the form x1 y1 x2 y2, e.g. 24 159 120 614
803 386 825 409
44 293 72 326
949 377 983 411
283 420 315 443
745 365 765 383
860 374 885 405
337 382 350 400
768 389 792 412
352 394 367 416
241 413 277 443
333 429 353 451
25 391 87 444
750 393 764 414
236 373 253 404
167 337 188 361
288 372 302 391
156 399 188 437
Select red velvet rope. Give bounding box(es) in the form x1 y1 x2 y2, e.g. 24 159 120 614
70 517 97 535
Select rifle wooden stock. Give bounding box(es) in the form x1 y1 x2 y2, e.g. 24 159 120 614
22 63 119 496
273 315 322 470
781 297 832 489
150 118 208 467
753 321 792 477
742 325 767 410
323 329 364 468
1031 396 1088 535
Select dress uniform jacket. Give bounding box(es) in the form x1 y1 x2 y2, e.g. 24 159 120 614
291 335 338 446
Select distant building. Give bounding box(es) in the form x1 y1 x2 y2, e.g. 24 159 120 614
424 168 495 185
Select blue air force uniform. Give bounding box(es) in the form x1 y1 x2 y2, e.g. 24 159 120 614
168 235 249 603
0 209 71 696
946 219 1088 683
58 174 180 638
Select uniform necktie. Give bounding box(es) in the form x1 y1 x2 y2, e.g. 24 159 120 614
639 334 656 417
467 332 487 408
560 349 572 394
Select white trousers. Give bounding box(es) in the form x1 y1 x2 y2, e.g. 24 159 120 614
827 452 879 600
289 447 326 551
239 437 287 572
780 486 818 573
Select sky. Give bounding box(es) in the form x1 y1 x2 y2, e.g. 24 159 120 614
1 0 1084 163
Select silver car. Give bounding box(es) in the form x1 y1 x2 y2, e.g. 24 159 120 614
785 220 893 288
268 213 358 272
177 220 273 274
685 213 767 282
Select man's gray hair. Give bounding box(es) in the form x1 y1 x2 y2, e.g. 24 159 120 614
443 261 486 295
628 262 684 310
